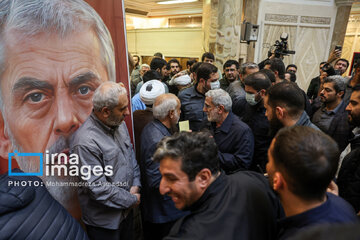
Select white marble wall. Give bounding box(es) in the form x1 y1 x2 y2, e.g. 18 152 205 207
256 0 337 91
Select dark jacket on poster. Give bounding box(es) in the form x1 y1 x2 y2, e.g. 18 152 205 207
0 169 88 240
210 112 254 174
140 120 187 223
242 102 272 173
164 171 283 240
337 128 360 213
277 193 358 240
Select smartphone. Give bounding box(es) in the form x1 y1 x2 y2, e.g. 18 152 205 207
335 45 342 51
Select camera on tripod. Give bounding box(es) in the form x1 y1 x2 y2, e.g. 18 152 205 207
268 33 296 58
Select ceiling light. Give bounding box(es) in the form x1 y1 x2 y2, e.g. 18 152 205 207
157 0 198 5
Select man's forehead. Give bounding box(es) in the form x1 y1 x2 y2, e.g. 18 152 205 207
5 27 98 48
160 157 183 172
245 85 256 92
323 82 335 89
2 29 107 82
246 68 259 75
226 65 237 69
351 91 360 102
336 60 347 66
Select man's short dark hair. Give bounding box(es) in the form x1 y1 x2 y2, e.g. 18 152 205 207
154 52 163 58
259 69 276 83
191 62 202 74
244 72 271 91
201 52 215 62
335 58 349 69
154 131 220 181
264 59 271 66
196 62 218 81
320 61 327 66
286 64 297 71
168 58 180 66
143 70 162 82
266 81 304 118
286 71 297 82
187 59 197 68
150 58 167 71
270 58 285 79
223 60 239 70
272 126 339 201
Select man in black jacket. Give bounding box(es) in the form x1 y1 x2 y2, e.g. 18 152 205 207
154 131 282 240
337 84 360 213
307 62 327 101
243 72 272 173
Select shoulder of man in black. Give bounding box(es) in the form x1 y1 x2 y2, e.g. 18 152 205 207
164 171 283 240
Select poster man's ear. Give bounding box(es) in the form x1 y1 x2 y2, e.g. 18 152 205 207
0 111 12 159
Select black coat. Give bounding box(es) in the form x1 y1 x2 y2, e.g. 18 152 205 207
327 101 352 152
0 169 88 240
337 132 360 212
242 102 272 173
164 171 283 240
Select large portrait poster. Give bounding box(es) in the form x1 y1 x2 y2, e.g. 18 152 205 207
0 0 131 219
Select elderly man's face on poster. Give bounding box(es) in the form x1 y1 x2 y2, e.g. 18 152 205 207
0 29 108 170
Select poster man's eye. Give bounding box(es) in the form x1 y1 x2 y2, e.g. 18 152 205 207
79 86 90 95
27 93 44 102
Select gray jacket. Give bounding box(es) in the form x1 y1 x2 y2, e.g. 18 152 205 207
70 112 140 229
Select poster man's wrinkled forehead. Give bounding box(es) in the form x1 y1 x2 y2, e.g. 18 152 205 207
0 0 116 109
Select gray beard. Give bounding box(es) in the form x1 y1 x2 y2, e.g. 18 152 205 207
5 120 78 211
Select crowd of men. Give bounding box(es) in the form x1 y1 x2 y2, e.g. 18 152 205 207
1 0 360 240
128 50 360 239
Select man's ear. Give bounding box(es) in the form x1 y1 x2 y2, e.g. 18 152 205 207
274 71 279 78
259 89 266 97
198 78 205 85
218 105 225 114
275 106 285 120
338 90 344 98
169 109 175 119
101 107 111 118
0 111 12 159
196 168 212 189
272 171 286 191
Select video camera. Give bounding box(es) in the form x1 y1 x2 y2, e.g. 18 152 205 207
268 33 296 58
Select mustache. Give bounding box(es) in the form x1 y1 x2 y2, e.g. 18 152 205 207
47 135 71 155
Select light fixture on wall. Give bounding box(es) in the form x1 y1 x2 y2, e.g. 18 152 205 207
157 0 198 5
